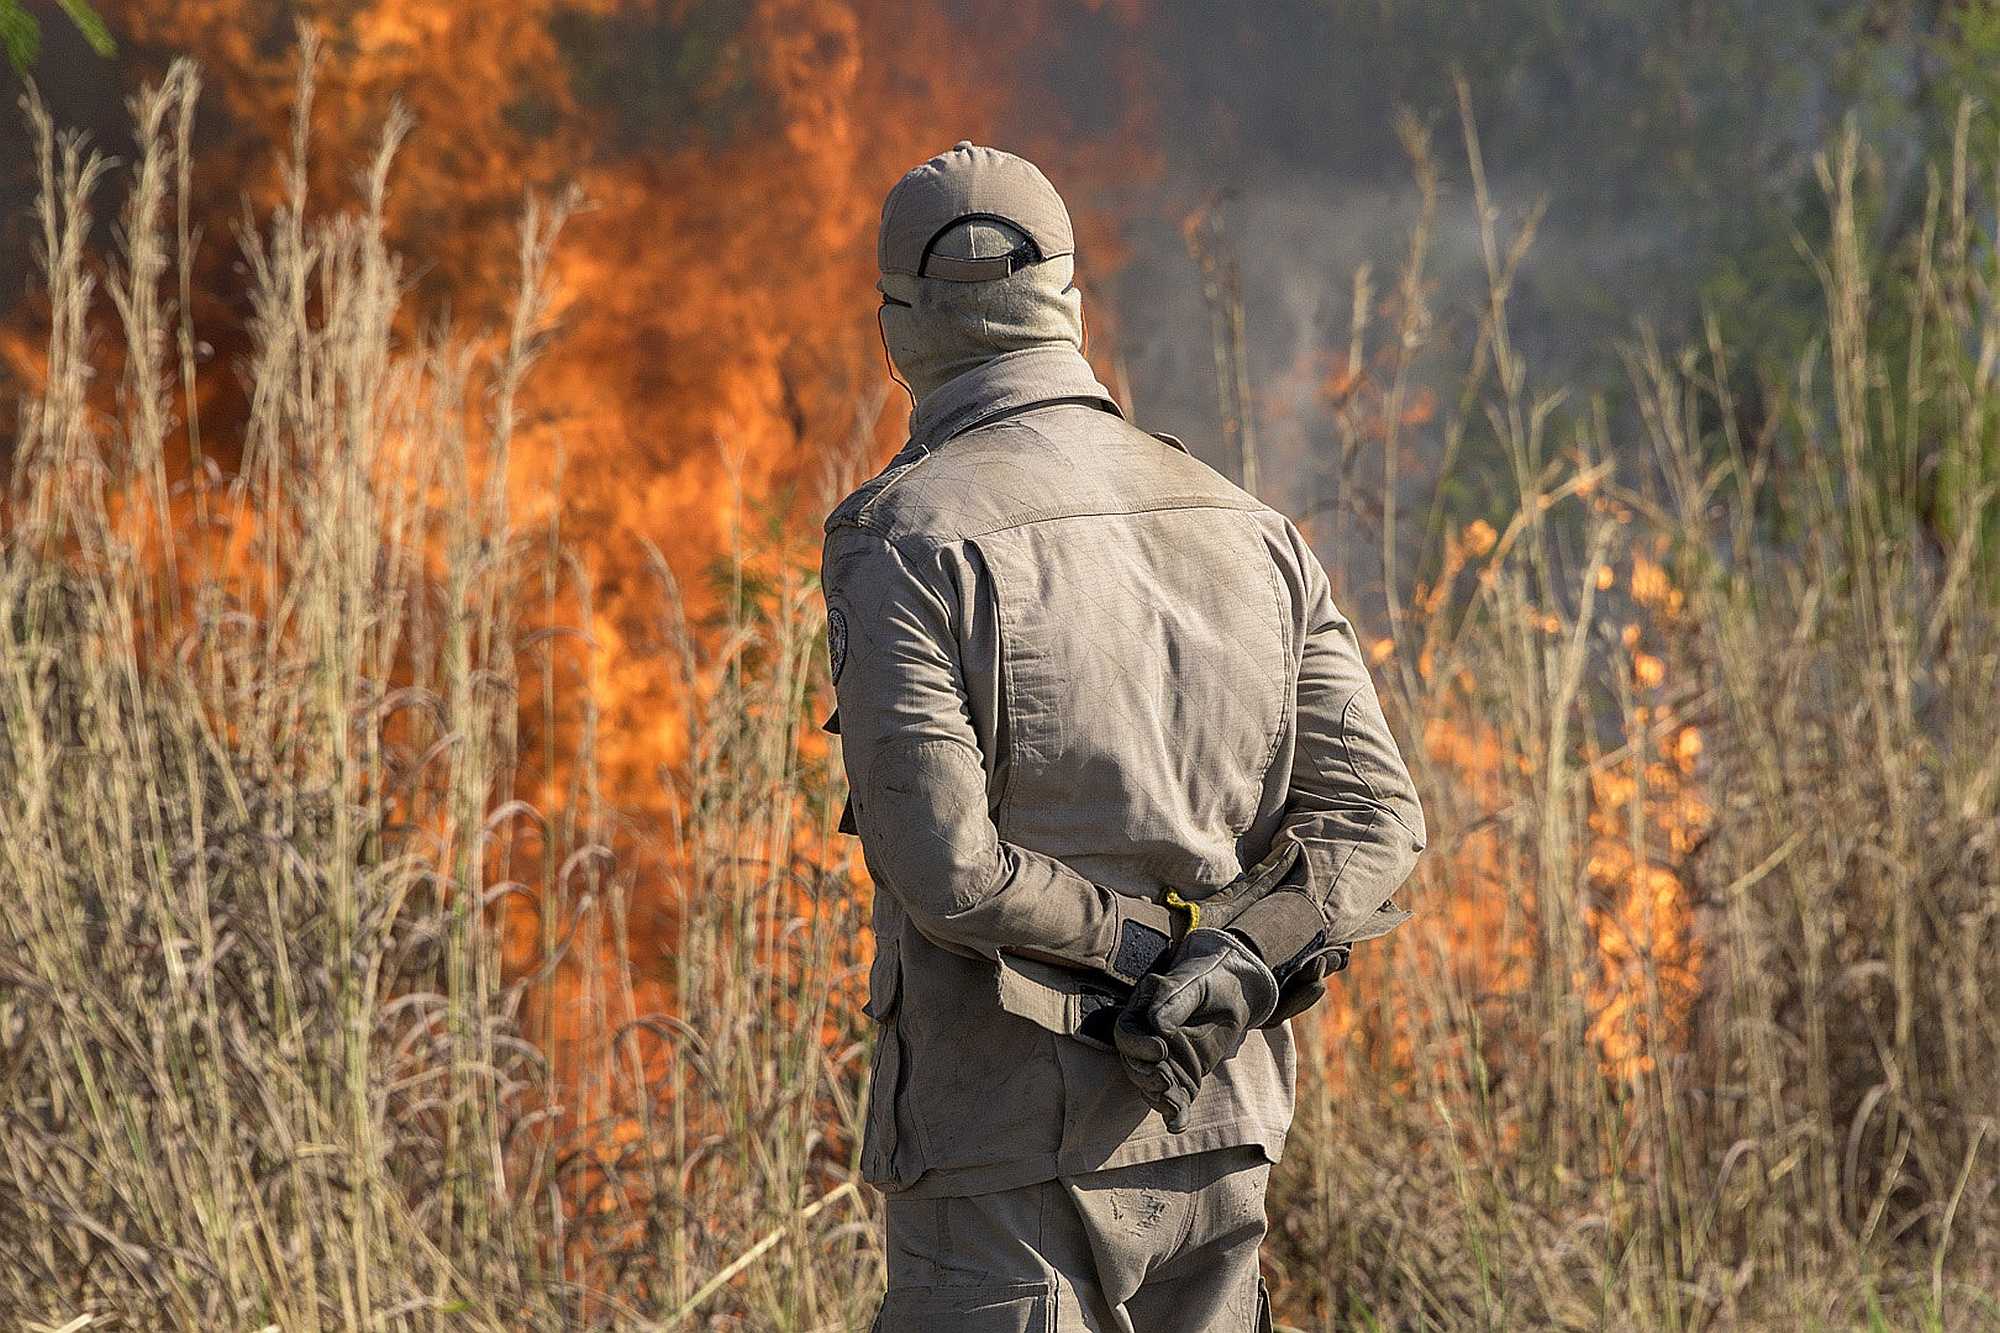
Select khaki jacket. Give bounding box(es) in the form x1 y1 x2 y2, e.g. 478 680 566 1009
823 345 1424 1198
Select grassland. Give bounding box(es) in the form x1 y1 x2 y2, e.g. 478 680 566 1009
2 57 1996 1331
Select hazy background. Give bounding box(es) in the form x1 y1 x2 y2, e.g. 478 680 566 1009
6 2 1989 519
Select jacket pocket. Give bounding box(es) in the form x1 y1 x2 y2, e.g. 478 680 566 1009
875 1279 1054 1332
994 952 1127 1052
861 940 914 1187
864 937 902 1023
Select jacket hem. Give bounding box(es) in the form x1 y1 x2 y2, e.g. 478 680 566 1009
870 1123 1287 1200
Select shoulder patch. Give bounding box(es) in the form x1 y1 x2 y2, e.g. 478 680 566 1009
827 606 848 684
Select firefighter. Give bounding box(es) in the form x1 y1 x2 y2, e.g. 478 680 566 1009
825 141 1425 1332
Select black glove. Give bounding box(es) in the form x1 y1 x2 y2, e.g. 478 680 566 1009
1113 928 1279 1131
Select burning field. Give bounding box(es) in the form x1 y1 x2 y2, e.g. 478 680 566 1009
2 3 1998 1329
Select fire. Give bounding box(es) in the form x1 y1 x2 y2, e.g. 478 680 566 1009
0 16 1180 1211
65 0 1155 1004
8 0 1700 1218
1327 523 1705 1091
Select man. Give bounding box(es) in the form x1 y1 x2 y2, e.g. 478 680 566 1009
824 142 1426 1333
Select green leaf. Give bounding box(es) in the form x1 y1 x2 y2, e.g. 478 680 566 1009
0 0 41 76
54 0 114 57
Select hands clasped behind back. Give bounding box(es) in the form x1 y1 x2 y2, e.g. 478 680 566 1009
1112 928 1280 1132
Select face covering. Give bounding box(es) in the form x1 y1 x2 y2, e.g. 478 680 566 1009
878 242 1085 410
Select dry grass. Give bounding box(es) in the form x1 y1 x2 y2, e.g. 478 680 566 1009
2 53 1996 1333
1268 92 2000 1332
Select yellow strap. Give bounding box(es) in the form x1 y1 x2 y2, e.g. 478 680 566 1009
1165 890 1201 932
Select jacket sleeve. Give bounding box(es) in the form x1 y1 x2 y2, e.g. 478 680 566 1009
1226 526 1427 973
823 524 1176 986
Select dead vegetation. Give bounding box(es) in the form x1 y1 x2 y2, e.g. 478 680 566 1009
1 53 1995 1333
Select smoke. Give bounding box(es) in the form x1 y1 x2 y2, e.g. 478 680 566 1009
4 1 1885 504
0 0 1923 791
991 1 1863 526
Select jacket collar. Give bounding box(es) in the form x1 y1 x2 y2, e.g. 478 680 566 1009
906 345 1122 456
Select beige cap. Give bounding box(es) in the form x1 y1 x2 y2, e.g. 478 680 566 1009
878 141 1075 282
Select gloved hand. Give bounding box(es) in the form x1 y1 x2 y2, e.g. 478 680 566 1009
1112 928 1280 1131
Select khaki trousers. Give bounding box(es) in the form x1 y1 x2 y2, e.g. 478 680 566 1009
875 1147 1273 1333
